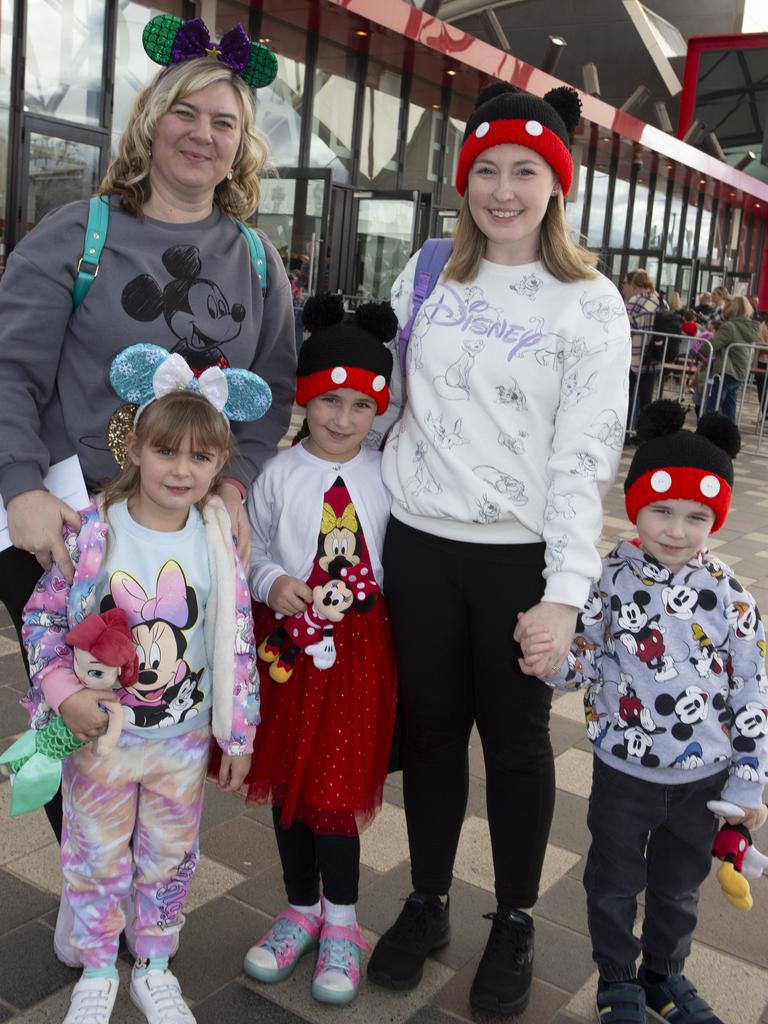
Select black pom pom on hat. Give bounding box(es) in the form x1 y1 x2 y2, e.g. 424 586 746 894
296 294 396 414
624 400 741 532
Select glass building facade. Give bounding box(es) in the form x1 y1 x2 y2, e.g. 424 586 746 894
1 0 765 304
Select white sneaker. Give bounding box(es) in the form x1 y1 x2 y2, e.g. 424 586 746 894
62 975 118 1024
130 968 196 1023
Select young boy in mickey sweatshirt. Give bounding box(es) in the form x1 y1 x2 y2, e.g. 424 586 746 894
521 400 768 1024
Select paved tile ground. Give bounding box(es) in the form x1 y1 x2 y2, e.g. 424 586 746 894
1 402 768 1023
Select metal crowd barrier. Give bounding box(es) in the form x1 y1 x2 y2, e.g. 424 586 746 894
714 341 768 455
627 330 768 457
627 329 714 434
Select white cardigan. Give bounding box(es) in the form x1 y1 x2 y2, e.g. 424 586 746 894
247 442 391 605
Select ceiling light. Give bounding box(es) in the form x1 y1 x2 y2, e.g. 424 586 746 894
735 151 756 171
653 100 673 132
446 68 457 75
682 119 705 145
620 84 650 114
582 62 600 97
355 29 368 36
542 34 567 75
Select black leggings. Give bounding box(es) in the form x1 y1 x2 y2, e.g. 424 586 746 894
383 517 555 909
0 546 62 838
272 806 360 906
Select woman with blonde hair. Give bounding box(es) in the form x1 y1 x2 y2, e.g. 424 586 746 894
0 18 295 829
708 295 760 421
368 82 630 1015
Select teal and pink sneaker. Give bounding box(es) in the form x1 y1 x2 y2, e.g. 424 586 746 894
311 922 372 1005
243 907 322 983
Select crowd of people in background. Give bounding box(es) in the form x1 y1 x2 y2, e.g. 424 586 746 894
622 269 768 429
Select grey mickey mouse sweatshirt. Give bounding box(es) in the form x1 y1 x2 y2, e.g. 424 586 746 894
383 254 631 609
0 198 296 503
548 539 768 809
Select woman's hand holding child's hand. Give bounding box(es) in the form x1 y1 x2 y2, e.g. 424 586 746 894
514 602 578 678
60 688 121 743
268 575 313 616
518 627 558 677
218 754 252 792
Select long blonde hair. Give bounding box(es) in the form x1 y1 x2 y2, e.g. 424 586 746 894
723 295 753 320
443 192 597 284
101 392 231 522
99 59 272 219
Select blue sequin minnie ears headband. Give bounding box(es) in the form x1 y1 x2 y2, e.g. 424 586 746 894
110 344 272 425
143 15 278 89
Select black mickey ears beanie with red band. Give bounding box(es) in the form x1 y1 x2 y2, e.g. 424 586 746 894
624 400 742 533
296 294 397 415
455 82 582 197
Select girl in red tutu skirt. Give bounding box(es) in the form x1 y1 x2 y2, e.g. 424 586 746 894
241 295 398 1005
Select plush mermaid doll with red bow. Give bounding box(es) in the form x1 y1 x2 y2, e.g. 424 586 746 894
0 609 137 816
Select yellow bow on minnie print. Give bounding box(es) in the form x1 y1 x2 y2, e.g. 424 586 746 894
321 502 358 534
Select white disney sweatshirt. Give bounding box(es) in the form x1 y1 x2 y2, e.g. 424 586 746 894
382 255 631 609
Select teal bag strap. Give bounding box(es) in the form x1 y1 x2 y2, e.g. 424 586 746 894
73 200 266 309
236 222 267 293
73 195 110 310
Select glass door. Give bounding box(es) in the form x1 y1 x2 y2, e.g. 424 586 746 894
433 208 458 239
327 188 423 301
251 170 331 297
355 194 418 301
17 116 110 240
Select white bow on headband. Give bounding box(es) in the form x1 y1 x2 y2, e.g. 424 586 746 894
153 353 229 411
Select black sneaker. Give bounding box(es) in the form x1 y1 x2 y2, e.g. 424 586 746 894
639 967 724 1023
469 908 534 1016
366 892 450 990
595 980 646 1023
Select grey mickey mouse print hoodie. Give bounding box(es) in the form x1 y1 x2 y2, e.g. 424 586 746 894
547 539 768 809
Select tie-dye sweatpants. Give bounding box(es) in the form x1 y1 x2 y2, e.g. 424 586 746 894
60 726 210 969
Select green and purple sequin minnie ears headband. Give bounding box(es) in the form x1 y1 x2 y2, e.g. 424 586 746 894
143 14 278 89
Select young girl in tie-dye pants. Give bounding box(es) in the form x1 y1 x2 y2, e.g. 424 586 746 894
20 345 269 1024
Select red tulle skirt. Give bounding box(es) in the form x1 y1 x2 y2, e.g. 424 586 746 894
241 598 397 836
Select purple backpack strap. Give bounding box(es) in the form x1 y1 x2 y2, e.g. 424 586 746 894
398 238 453 372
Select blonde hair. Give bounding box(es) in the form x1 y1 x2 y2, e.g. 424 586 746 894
723 296 753 320
443 193 597 284
712 286 731 304
101 391 231 521
99 59 272 219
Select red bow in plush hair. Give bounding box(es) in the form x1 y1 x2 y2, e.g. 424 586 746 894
66 609 138 685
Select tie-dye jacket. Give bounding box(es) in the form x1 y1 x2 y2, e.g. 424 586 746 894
21 496 259 756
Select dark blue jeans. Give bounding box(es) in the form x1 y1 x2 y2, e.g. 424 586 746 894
706 373 741 423
583 758 726 982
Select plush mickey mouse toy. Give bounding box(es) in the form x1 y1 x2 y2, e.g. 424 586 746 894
707 799 768 911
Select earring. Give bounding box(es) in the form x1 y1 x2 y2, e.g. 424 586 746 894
226 168 234 181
